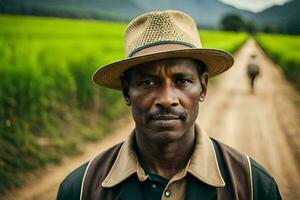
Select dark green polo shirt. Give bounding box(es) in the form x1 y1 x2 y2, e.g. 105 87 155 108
141 173 169 200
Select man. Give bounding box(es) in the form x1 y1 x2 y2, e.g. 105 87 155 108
57 10 281 200
247 54 260 93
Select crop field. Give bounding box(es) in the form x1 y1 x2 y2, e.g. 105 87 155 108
200 30 248 53
0 14 248 192
255 33 300 90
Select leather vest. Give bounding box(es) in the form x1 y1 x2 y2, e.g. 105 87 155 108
80 139 252 200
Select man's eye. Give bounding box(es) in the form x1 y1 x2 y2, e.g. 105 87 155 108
176 78 191 86
141 80 156 87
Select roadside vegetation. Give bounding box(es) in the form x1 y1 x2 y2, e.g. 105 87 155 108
255 33 300 90
0 14 248 193
200 30 248 53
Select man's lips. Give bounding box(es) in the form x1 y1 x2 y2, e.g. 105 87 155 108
152 114 180 120
151 114 181 127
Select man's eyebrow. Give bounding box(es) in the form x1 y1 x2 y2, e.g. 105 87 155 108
136 71 196 77
173 72 195 77
135 72 158 78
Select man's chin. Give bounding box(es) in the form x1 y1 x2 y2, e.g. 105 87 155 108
148 129 186 144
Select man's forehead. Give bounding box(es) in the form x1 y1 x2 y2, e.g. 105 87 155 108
131 58 199 75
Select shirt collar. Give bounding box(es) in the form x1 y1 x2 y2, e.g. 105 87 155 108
101 124 225 188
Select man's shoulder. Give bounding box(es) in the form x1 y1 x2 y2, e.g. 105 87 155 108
212 139 274 180
217 141 277 184
212 139 281 199
249 158 282 199
57 142 124 200
250 157 273 181
57 162 88 200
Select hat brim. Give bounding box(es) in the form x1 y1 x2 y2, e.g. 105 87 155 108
93 48 234 90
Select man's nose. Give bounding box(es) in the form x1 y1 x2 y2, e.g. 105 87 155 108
155 84 179 108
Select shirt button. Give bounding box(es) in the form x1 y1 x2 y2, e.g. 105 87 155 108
151 184 157 189
164 190 171 197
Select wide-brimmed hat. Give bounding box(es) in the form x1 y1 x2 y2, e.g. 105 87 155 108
93 10 234 89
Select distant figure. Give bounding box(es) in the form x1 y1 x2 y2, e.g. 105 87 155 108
247 54 260 93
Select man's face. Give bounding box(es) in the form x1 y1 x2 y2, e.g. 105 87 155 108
123 58 208 143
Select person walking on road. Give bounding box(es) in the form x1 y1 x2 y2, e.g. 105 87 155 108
247 54 260 93
57 10 281 200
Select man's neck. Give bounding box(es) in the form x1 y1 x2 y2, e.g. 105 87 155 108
135 125 196 180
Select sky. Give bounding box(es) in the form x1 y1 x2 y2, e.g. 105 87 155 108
219 0 291 12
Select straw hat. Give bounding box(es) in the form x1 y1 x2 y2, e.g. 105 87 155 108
93 10 234 89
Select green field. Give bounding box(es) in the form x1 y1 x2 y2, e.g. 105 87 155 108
200 30 248 53
0 15 248 193
255 33 300 90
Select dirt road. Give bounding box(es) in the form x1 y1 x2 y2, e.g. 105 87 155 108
5 39 300 199
197 39 300 199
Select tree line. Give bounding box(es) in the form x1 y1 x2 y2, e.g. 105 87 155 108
220 14 300 35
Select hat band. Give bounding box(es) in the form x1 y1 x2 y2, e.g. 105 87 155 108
128 40 196 58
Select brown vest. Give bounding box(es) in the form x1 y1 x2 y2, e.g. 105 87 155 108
81 140 252 200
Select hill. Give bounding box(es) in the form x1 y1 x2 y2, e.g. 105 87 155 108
0 0 252 28
0 0 144 21
131 0 254 28
254 0 300 34
256 0 299 24
0 0 299 32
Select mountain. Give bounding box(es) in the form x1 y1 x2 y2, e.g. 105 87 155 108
0 0 254 28
0 0 145 21
254 0 300 33
256 0 299 24
130 0 254 28
0 0 299 32
248 0 300 34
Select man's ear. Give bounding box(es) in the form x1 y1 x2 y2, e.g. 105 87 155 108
123 93 131 106
199 72 208 102
121 76 131 106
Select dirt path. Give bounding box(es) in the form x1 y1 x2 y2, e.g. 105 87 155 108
4 39 300 200
4 118 135 200
197 39 300 199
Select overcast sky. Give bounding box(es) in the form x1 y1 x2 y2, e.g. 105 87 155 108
219 0 291 12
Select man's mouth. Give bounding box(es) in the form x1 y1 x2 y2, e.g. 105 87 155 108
152 114 180 120
151 114 181 127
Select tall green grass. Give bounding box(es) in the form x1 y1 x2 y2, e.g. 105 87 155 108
255 33 300 90
0 14 247 193
200 30 248 53
0 15 127 193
